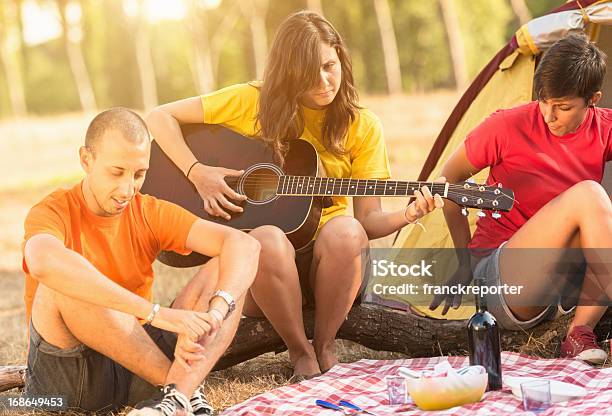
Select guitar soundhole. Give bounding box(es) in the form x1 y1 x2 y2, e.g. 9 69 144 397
241 166 280 203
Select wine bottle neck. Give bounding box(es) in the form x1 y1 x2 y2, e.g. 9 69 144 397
474 278 487 312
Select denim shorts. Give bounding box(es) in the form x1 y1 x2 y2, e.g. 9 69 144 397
472 242 575 330
24 321 177 413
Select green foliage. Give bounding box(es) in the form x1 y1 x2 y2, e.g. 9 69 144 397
24 39 81 114
457 0 513 82
150 21 197 102
0 0 574 117
392 0 452 92
526 0 566 19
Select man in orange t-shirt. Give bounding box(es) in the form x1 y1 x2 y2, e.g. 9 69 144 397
21 108 260 415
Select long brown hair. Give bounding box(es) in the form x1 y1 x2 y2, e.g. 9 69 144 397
256 11 360 165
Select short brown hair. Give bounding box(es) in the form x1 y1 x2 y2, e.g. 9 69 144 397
534 34 606 103
85 107 149 155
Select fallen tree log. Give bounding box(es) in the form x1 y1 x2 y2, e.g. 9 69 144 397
0 366 26 393
2 304 610 392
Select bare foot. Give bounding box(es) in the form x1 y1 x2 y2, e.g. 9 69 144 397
290 346 321 377
314 342 338 373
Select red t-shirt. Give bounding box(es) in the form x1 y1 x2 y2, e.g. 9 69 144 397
465 101 612 251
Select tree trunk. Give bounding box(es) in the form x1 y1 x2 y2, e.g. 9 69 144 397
56 0 97 113
3 305 610 392
188 1 215 94
210 2 241 81
134 0 158 110
240 0 269 80
439 0 468 92
373 0 402 95
510 0 532 25
306 0 324 15
0 1 27 117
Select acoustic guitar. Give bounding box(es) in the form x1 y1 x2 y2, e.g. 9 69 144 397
141 124 514 267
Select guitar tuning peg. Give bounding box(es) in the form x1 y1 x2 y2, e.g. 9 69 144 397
492 211 501 219
476 210 486 218
461 207 469 216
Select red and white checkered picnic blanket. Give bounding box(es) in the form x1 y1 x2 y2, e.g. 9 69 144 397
220 352 612 415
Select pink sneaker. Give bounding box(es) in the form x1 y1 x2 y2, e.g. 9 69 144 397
560 326 608 365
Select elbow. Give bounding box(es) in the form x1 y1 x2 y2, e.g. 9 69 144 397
144 108 164 129
24 246 51 283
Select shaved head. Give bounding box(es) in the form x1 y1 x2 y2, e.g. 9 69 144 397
85 107 150 155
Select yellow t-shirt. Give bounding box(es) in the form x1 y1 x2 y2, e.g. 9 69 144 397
200 82 391 229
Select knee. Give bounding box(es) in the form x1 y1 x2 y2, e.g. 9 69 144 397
249 225 295 267
567 180 611 214
317 216 368 255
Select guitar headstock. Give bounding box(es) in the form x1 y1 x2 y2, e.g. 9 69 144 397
446 181 515 213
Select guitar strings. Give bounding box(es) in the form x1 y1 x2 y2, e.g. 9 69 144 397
226 175 504 191
222 176 515 206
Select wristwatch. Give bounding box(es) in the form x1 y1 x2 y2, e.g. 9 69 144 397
212 290 236 319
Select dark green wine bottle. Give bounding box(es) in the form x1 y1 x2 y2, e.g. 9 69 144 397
467 278 502 390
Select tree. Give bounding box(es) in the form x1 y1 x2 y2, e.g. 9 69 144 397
0 1 27 117
306 0 323 15
132 0 158 110
510 0 532 25
240 0 269 80
187 0 216 93
373 0 402 95
56 0 97 112
438 0 468 92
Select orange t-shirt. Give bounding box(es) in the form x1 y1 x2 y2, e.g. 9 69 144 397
22 181 199 324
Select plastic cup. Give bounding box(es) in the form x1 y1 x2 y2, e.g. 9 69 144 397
387 376 408 405
521 380 551 413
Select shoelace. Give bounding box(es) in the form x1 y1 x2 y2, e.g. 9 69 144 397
155 385 193 416
191 384 214 416
569 327 599 351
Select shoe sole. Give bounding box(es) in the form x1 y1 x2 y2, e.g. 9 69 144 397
575 348 608 365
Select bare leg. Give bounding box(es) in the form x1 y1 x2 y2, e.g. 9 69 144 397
31 256 243 399
310 216 369 372
568 266 608 331
157 257 245 397
243 226 319 376
31 284 171 386
500 181 612 324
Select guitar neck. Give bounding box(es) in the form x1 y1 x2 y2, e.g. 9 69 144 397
276 176 448 197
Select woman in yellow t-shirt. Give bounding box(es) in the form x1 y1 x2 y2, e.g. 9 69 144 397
145 11 443 378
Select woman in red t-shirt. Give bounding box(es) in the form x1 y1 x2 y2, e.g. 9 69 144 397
431 34 611 364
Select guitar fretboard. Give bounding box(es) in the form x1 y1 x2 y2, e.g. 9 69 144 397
276 176 448 197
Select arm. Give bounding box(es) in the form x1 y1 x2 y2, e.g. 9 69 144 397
25 233 153 318
145 98 246 219
184 219 261 317
428 143 483 314
146 98 204 176
440 144 480 267
25 233 214 340
353 181 445 240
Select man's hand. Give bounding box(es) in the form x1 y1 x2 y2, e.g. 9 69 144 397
189 164 247 220
151 307 215 341
166 309 223 371
174 334 206 371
